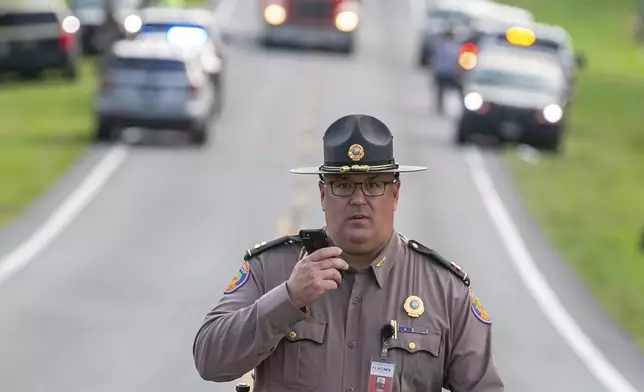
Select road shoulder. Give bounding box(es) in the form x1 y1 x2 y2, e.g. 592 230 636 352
482 150 644 386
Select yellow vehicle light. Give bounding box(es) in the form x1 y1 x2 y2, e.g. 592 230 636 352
458 52 477 70
335 11 358 32
264 4 286 26
505 26 536 47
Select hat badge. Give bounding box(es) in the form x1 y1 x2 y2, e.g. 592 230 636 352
348 144 365 162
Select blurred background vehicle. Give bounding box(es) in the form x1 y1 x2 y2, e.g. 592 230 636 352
259 0 360 53
94 39 216 145
0 2 81 81
456 47 569 152
69 0 144 54
132 7 227 114
458 23 586 97
417 0 533 68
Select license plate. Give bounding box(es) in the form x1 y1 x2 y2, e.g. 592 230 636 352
499 121 522 138
20 41 36 50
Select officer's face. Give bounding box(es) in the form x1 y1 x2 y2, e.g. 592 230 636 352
319 173 400 255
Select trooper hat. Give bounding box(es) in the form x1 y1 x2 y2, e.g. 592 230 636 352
290 114 427 175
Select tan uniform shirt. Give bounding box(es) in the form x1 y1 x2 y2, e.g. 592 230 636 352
193 231 504 392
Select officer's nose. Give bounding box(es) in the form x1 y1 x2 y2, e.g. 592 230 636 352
349 186 367 205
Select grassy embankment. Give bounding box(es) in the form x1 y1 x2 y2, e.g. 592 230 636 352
0 0 207 230
501 0 644 349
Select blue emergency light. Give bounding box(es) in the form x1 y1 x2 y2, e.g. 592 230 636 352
166 26 208 46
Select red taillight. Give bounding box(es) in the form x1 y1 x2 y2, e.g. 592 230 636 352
476 103 491 115
459 42 478 56
59 30 74 51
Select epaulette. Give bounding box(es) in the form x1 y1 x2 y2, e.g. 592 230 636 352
408 239 470 286
243 235 302 261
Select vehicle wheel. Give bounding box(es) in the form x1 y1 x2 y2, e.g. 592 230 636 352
62 62 78 81
190 124 209 146
260 35 274 48
418 50 428 67
94 118 113 142
541 134 562 154
455 123 470 145
340 40 354 54
19 70 42 80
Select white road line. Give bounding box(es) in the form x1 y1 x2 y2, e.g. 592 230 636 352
0 145 129 288
464 147 638 392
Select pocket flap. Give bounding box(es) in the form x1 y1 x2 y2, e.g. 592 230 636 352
285 319 327 344
389 330 442 356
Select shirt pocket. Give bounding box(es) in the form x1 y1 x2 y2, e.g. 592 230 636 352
388 330 444 391
268 319 328 391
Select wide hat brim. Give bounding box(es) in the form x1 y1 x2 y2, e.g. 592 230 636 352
289 165 428 175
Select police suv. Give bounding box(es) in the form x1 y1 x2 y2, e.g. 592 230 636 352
456 47 569 152
94 39 217 145
459 24 586 94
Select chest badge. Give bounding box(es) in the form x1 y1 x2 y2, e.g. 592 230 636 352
403 295 424 318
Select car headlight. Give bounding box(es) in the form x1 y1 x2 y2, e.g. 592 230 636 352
62 16 80 34
264 4 286 25
123 14 142 34
335 11 358 32
464 92 483 111
458 52 477 70
542 104 563 123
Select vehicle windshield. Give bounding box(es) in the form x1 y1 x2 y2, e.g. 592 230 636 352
492 34 562 53
428 9 470 27
70 0 140 9
468 67 561 94
0 12 57 27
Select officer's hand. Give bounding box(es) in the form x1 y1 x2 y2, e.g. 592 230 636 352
286 247 349 309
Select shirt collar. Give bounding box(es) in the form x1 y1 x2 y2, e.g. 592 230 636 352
369 230 402 288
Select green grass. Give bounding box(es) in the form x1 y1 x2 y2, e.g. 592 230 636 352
500 0 644 349
0 60 97 229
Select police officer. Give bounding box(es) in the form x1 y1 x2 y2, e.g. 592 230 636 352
193 114 505 392
431 28 463 115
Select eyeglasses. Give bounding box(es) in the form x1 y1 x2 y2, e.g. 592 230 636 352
325 180 398 197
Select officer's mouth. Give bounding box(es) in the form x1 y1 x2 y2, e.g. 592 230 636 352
348 213 370 221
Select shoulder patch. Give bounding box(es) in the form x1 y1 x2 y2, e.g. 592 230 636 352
224 261 250 294
243 235 302 261
469 287 492 325
408 239 470 286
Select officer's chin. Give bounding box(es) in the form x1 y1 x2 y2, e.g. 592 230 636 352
342 226 373 245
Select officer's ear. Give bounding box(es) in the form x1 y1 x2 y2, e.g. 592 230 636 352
318 180 326 211
392 178 401 211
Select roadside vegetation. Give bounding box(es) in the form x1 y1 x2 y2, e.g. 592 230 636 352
0 61 97 229
501 0 644 349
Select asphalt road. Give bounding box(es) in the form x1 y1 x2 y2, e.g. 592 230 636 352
1 0 643 391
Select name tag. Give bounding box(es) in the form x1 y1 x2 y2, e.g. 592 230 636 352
367 358 395 392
